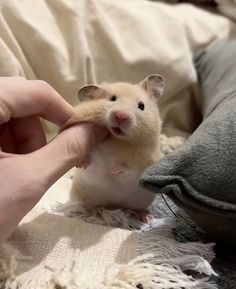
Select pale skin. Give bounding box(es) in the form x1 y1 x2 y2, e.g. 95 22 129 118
0 77 107 244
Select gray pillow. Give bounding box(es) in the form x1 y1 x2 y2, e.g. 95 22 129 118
140 40 236 244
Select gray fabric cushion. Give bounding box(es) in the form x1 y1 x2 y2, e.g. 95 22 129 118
140 40 236 244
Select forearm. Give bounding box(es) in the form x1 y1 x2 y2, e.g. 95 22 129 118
0 198 34 243
0 123 107 244
0 156 42 243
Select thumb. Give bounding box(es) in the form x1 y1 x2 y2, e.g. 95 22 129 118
28 123 108 190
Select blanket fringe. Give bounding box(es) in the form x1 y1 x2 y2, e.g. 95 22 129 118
45 258 217 289
0 223 217 289
43 202 176 231
1 205 217 289
0 244 30 289
44 218 217 289
39 207 218 289
44 201 141 230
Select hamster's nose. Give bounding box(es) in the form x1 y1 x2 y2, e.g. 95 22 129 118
114 110 129 124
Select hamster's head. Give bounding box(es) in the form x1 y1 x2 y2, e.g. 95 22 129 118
77 74 164 141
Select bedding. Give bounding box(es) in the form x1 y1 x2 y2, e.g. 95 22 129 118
1 0 236 288
216 0 236 21
141 40 236 244
0 0 235 138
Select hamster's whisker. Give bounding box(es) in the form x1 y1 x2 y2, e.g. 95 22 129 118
93 115 106 126
161 124 170 134
135 124 146 136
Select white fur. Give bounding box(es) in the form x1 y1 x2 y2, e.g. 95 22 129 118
70 142 155 210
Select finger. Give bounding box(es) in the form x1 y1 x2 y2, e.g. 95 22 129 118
11 116 46 153
0 77 73 126
25 123 108 190
0 117 46 153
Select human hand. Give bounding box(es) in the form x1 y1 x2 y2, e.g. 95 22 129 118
0 77 108 243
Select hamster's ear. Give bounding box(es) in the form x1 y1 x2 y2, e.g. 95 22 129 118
140 74 164 101
77 85 107 102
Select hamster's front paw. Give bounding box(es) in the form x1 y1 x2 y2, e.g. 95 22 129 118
111 164 127 176
76 155 91 169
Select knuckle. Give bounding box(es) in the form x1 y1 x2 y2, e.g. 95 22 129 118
30 80 57 108
33 80 51 91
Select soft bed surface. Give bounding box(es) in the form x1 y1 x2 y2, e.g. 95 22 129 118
1 1 236 287
141 40 236 244
0 0 235 137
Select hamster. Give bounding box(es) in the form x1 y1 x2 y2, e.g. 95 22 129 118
65 74 164 220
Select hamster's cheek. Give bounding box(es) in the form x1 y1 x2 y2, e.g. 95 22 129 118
104 112 112 128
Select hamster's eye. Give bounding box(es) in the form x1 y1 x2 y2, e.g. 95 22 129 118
138 102 145 111
110 95 117 101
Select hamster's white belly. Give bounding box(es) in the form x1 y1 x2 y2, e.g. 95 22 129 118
70 144 155 210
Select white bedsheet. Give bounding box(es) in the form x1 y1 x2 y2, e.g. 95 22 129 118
0 0 235 137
